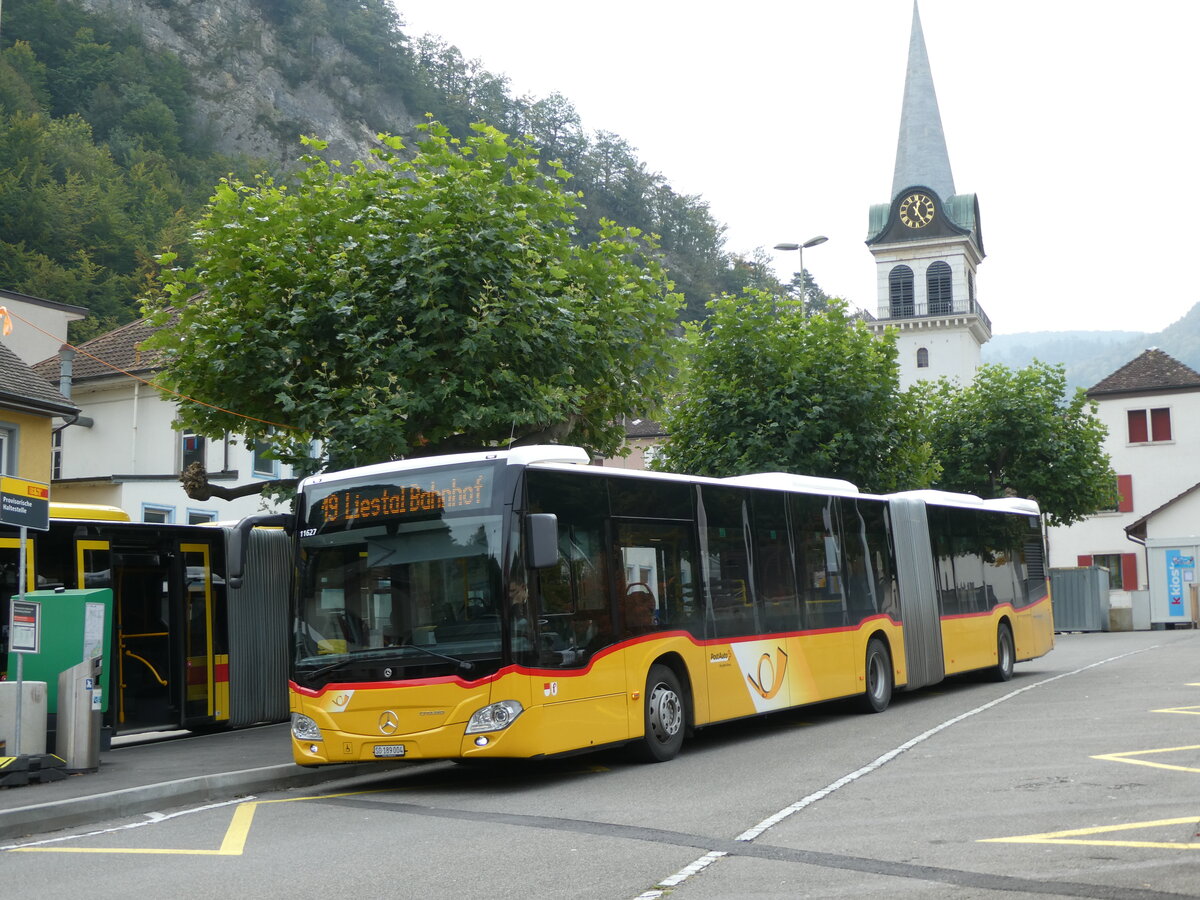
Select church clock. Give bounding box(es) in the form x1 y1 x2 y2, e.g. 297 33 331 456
898 192 936 228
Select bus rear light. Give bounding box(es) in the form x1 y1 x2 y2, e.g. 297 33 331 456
292 713 323 741
465 700 524 734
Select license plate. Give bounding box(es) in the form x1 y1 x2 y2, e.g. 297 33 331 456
373 744 406 758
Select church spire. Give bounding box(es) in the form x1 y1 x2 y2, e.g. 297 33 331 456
891 1 955 202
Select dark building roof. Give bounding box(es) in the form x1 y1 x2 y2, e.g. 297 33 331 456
33 315 168 383
624 416 666 439
1088 348 1200 398
0 339 78 416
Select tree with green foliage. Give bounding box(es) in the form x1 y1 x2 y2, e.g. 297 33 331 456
919 361 1115 526
655 290 938 492
145 121 683 492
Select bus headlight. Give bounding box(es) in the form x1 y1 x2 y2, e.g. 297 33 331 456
292 713 323 741
465 700 524 734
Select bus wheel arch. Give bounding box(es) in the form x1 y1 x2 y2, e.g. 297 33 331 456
992 620 1015 682
858 634 893 714
633 656 690 762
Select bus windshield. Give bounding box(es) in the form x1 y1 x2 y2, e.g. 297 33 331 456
294 462 508 686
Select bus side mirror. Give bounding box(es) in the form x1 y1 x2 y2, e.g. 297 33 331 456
525 513 558 569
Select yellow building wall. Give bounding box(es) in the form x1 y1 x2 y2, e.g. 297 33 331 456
2 409 54 483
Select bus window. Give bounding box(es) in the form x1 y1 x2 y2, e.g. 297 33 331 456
793 495 847 629
842 498 896 625
615 521 699 638
700 485 757 639
525 470 612 667
751 491 799 633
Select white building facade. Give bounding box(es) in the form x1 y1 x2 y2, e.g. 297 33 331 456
1047 349 1200 625
35 318 291 523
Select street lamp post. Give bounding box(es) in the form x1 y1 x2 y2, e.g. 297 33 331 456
774 235 828 307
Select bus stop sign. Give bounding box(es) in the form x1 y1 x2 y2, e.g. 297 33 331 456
1 475 50 531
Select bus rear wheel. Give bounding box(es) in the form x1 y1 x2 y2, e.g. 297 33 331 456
992 624 1015 682
634 664 686 763
859 638 893 714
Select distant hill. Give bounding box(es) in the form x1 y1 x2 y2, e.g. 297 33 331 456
982 302 1200 392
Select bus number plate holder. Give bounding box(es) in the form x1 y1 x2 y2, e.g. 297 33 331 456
373 744 406 758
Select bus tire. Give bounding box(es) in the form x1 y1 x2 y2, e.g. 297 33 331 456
634 664 686 763
992 623 1015 682
859 638 893 714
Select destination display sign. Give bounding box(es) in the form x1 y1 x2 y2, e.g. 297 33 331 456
310 466 494 531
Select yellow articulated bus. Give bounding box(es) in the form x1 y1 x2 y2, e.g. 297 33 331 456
1 503 291 738
281 446 1054 765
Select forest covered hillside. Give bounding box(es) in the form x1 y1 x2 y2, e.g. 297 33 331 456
983 301 1200 392
2 0 774 342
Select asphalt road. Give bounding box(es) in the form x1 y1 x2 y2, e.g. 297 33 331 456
4 630 1200 899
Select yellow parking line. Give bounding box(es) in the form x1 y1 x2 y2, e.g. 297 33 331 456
982 817 1200 849
1091 744 1200 775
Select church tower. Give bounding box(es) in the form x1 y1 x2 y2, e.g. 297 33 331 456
865 3 989 389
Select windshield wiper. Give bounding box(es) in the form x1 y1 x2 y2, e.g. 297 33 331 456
300 645 474 681
394 643 475 671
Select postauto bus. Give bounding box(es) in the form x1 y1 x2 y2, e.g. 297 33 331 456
279 446 1053 765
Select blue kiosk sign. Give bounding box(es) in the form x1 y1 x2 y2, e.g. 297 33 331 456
1165 550 1195 618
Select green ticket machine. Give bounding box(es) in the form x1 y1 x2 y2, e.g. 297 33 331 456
5 588 113 745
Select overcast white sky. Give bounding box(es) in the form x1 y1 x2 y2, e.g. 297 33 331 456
393 1 1200 336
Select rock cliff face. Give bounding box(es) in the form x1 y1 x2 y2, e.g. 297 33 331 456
79 0 414 164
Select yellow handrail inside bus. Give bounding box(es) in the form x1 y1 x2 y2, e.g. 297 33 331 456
123 651 168 687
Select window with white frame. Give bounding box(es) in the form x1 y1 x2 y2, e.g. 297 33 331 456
252 437 278 477
187 509 217 525
0 426 10 475
142 504 174 524
51 429 63 480
181 430 206 471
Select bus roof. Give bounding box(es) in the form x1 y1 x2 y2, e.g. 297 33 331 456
298 445 591 490
890 489 1041 516
297 445 1039 513
50 501 131 522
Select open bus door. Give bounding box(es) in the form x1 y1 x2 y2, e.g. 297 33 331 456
108 532 224 734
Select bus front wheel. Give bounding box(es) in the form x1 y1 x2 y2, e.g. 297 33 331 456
992 624 1015 682
859 638 893 714
634 664 686 762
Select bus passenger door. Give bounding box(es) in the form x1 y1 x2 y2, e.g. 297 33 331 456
113 547 179 732
181 543 227 726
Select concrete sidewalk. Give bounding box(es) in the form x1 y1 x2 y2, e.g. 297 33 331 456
0 723 390 841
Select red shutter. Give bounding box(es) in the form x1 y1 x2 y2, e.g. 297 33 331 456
1077 554 1093 566
1117 474 1134 513
1120 553 1138 591
1151 407 1172 441
1127 409 1148 443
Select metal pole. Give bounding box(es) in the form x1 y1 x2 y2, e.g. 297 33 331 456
798 245 805 307
14 524 25 755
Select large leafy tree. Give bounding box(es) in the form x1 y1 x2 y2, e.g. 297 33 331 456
655 291 938 492
919 361 1115 526
145 121 682 485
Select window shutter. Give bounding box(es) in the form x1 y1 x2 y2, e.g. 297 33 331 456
1127 410 1148 443
1077 554 1093 566
1116 474 1134 513
1150 407 1172 441
1120 553 1138 591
